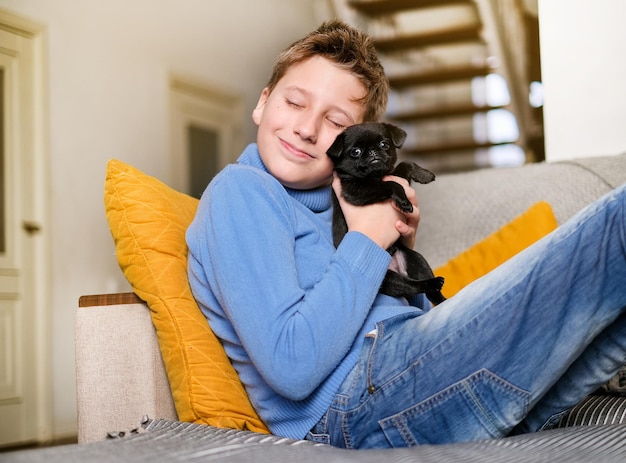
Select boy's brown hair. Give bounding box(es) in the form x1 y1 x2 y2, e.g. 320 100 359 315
266 19 389 122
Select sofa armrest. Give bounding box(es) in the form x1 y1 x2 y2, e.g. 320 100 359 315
75 293 177 443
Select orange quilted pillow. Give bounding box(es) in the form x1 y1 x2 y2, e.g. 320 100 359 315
435 201 558 298
104 159 268 433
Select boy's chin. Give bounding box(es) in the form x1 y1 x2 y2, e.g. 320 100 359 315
274 171 332 190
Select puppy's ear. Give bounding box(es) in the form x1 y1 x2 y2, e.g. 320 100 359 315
326 132 346 159
383 123 407 148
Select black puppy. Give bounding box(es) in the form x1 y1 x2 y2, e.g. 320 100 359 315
327 122 446 305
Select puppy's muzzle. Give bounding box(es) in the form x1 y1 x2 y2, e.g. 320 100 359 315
365 149 387 165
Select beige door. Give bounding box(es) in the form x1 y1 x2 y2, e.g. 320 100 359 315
0 10 50 447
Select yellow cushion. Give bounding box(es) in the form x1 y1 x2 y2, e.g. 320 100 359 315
434 201 558 298
104 159 269 433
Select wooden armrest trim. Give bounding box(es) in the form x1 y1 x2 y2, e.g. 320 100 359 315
79 292 144 308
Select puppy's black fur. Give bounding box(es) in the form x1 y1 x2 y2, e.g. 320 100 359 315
327 122 446 305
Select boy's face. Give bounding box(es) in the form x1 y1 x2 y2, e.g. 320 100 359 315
252 56 367 190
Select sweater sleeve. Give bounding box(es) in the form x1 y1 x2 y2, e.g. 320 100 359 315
187 166 391 400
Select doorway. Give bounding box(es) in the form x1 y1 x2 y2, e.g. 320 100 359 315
169 75 244 198
0 9 51 447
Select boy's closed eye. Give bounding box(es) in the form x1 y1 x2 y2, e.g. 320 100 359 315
328 119 346 130
286 98 303 109
286 97 347 130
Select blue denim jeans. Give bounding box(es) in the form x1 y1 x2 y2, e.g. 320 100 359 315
307 183 626 449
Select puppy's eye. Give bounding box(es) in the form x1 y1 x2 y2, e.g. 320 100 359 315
350 147 362 158
379 141 390 150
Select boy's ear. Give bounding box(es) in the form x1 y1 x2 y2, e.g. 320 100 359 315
383 123 407 148
252 88 271 125
326 133 346 160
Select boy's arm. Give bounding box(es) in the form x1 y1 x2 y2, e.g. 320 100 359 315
188 167 390 400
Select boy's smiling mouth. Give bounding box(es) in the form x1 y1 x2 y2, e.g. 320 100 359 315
280 138 316 160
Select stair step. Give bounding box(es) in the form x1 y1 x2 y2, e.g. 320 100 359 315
403 140 513 156
388 63 492 88
388 103 504 121
348 0 473 16
375 24 482 51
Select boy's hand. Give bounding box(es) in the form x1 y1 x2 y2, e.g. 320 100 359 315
332 174 420 250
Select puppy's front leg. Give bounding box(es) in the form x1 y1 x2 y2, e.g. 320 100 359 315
388 181 414 213
393 161 435 185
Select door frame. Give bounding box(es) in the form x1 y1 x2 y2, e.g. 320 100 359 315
169 74 244 195
0 7 51 445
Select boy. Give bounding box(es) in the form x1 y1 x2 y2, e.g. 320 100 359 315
187 20 626 448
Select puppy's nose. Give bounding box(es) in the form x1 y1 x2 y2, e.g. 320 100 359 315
368 148 387 162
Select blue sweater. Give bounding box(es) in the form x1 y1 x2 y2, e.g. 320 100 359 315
186 144 428 439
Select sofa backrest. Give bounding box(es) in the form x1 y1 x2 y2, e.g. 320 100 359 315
414 154 626 267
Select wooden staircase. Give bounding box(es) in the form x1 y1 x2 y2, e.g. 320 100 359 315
329 0 544 173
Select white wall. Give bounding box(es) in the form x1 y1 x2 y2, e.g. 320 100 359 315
0 0 325 439
539 0 626 161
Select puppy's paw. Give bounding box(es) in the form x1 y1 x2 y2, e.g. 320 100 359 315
413 172 435 184
421 276 444 291
394 198 413 213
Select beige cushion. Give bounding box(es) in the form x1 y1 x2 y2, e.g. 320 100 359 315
75 301 177 443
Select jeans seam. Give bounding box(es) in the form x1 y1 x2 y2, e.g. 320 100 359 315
366 325 381 393
341 412 354 449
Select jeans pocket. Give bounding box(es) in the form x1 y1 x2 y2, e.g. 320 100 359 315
304 431 331 445
379 369 530 446
304 409 331 445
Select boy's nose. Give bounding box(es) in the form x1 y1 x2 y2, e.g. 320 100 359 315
294 113 319 143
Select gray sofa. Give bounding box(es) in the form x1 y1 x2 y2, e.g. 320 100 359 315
5 153 626 462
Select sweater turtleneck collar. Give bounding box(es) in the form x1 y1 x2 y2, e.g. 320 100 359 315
237 143 332 213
